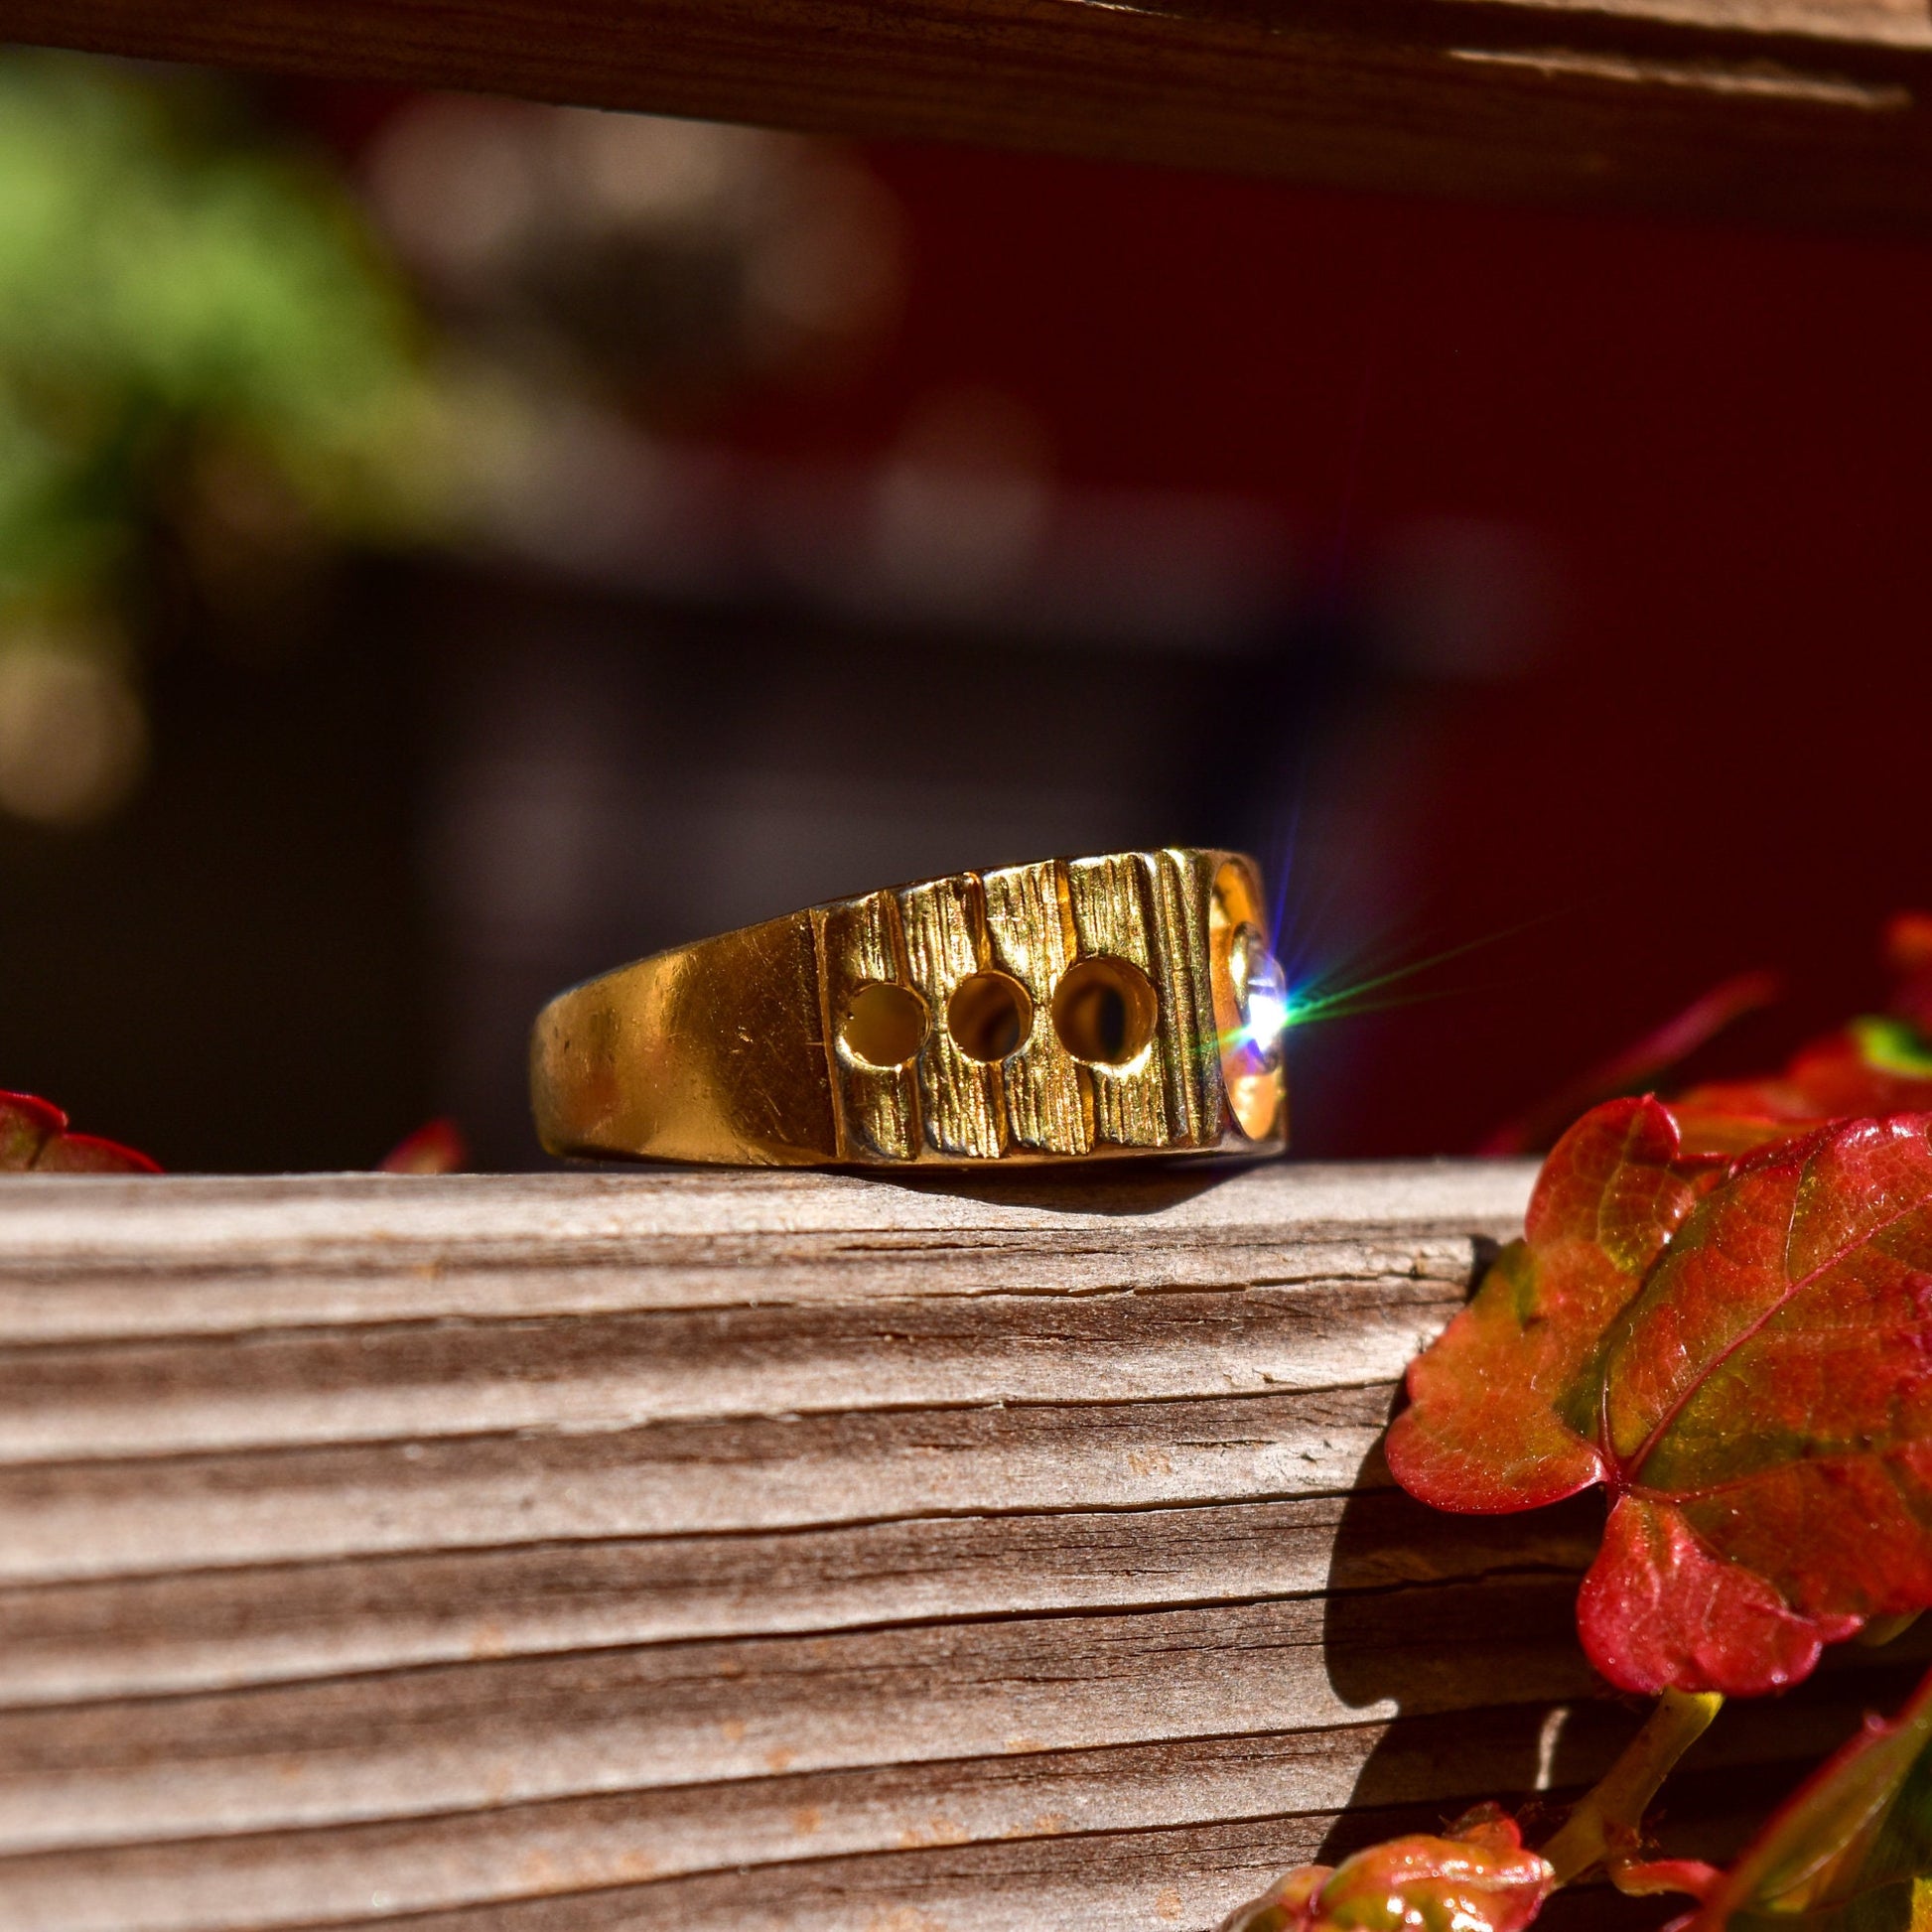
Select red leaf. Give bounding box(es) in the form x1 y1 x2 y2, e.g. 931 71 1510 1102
1389 1100 1932 1695
378 1118 467 1174
1217 1808 1554 1932
1579 1497 1859 1698
1673 1025 1932 1155
0 1091 63 1168
0 1090 157 1173
1389 1097 1700 1514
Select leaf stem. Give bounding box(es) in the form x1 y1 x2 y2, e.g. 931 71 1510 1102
1541 1691 1725 1885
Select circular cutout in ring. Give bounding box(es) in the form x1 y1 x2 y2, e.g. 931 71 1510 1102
840 982 930 1068
1052 956 1158 1066
947 972 1035 1063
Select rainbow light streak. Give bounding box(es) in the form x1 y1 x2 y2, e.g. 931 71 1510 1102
1234 814 1549 1059
1270 922 1547 1037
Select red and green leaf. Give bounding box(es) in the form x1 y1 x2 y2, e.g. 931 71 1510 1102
1388 1099 1932 1696
1671 915 1932 1159
1661 1663 1932 1932
1393 1097 1703 1512
1672 1022 1932 1159
0 1090 157 1173
1217 1807 1555 1932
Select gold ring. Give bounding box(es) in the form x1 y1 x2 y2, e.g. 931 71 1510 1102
530 848 1289 1168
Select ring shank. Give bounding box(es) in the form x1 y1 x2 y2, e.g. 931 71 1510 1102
531 910 839 1165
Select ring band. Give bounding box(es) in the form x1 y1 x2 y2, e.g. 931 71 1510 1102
530 848 1289 1168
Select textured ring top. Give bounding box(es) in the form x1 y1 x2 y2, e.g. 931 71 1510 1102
530 847 1289 1168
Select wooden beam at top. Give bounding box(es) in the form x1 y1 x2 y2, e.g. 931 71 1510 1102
2 0 1932 230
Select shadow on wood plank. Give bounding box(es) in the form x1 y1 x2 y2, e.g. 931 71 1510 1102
1316 1423 1932 1928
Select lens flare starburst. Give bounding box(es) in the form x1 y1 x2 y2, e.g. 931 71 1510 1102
1223 925 1292 1068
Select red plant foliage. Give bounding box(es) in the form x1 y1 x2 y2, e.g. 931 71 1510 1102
1672 913 1932 1160
0 1090 157 1173
378 1117 468 1174
1656 1662 1932 1932
1217 1808 1554 1932
1388 1096 1932 1695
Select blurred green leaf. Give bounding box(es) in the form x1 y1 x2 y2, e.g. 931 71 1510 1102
0 53 439 614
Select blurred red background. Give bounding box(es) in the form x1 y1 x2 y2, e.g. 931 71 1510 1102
724 141 1932 1159
3 63 1925 1168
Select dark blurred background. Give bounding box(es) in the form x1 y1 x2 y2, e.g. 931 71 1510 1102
0 49 1923 1171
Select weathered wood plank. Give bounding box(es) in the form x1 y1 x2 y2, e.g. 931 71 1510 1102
0 1161 1905 1931
0 1389 1393 1583
5 0 1932 230
13 1697 1908 1932
0 1488 1596 1704
0 1585 1595 1849
0 1165 1520 1337
0 1284 1464 1460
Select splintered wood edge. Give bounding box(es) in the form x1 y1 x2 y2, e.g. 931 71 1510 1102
0 1157 1540 1249
4 0 1932 229
0 1158 1538 1332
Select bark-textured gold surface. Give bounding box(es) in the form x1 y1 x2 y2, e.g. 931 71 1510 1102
531 848 1287 1166
896 875 1010 1161
1063 853 1172 1150
821 890 921 1163
982 858 1089 1156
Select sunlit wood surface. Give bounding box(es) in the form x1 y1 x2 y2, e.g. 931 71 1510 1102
0 1162 1927 1929
4 0 1932 227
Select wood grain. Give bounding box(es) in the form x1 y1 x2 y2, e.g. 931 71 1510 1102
0 1160 1921 1931
6 0 1932 229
